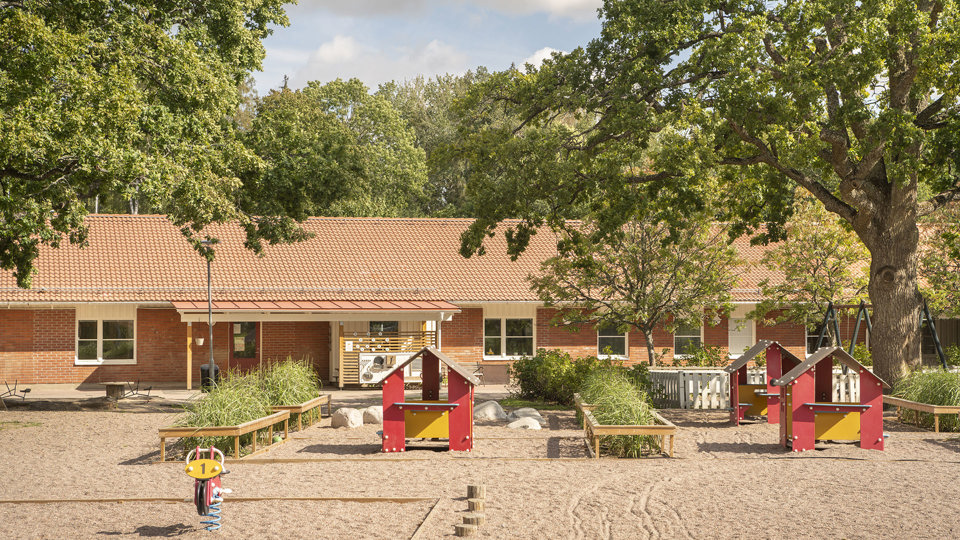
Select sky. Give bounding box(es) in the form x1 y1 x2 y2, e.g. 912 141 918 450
252 0 604 94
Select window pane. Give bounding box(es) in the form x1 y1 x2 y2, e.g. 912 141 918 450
370 321 398 334
484 337 501 356
233 322 257 358
484 319 501 337
598 323 623 337
598 337 626 356
506 318 533 337
78 321 97 340
675 336 701 356
506 337 533 356
78 340 98 360
675 321 700 337
103 340 134 360
103 320 134 339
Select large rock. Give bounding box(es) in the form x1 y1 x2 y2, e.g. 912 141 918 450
507 417 542 430
507 407 545 425
362 405 383 425
474 400 508 421
331 407 363 428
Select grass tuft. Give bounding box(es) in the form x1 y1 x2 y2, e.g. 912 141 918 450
893 369 960 432
580 368 660 457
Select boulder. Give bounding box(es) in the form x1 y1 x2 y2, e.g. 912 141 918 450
362 405 383 424
474 400 508 421
507 417 542 430
507 407 545 425
331 407 363 428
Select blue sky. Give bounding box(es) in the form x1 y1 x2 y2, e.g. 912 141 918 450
253 0 604 94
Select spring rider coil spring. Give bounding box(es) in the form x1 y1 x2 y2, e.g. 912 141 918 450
186 446 230 532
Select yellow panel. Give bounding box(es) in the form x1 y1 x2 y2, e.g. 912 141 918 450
815 411 860 441
739 384 768 416
185 458 223 480
783 389 792 437
405 409 449 439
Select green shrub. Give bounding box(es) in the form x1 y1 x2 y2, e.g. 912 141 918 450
580 368 660 457
893 369 960 432
509 349 614 405
851 345 872 366
681 344 728 367
178 369 273 451
945 346 960 367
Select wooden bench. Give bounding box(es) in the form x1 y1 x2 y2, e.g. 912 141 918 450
573 393 676 458
271 394 332 431
158 410 290 462
884 395 960 433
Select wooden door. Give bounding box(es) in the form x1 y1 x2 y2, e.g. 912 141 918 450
230 322 260 373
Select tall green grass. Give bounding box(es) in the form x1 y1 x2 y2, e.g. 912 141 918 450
178 369 272 450
261 358 322 426
580 368 660 457
893 369 960 432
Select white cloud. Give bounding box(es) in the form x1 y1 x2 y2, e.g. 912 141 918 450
290 37 470 88
522 47 564 68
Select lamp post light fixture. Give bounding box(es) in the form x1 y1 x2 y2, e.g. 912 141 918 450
201 239 214 389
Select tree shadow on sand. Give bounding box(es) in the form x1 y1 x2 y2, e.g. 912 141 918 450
97 523 193 537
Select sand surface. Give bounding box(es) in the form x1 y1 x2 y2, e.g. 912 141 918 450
1 397 959 539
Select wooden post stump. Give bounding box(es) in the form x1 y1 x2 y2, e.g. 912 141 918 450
455 524 477 537
463 513 485 526
466 484 485 499
467 498 485 512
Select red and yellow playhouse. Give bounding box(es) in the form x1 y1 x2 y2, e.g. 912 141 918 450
380 347 479 453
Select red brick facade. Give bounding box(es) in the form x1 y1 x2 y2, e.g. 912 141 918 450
440 307 483 365
0 308 331 384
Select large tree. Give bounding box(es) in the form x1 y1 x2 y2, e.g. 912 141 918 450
453 0 960 384
0 0 294 285
530 212 741 365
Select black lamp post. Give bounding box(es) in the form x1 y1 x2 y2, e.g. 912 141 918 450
201 239 215 389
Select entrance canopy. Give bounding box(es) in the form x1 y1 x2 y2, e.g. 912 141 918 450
172 300 459 323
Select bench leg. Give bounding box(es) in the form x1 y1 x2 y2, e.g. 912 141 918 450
594 436 600 459
268 424 273 445
234 436 240 459
935 414 940 433
284 419 289 439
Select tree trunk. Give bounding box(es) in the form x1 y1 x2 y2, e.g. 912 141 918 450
855 210 922 387
643 329 656 367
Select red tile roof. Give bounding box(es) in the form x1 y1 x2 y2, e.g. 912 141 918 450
0 215 778 303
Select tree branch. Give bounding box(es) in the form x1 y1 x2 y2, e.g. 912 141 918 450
919 181 960 215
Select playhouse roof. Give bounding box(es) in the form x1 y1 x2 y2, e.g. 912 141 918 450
723 340 804 373
381 346 481 386
771 346 891 388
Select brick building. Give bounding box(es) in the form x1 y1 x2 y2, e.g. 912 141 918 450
1 215 950 388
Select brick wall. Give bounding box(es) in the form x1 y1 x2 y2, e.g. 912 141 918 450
536 308 597 359
756 311 807 359
0 309 36 382
261 321 330 380
440 308 483 364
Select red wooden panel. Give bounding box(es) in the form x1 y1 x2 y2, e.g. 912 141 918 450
766 345 782 424
791 371 816 452
381 371 406 453
859 371 884 450
730 372 740 425
447 372 473 451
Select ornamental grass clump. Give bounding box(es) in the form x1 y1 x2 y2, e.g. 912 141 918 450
178 369 272 451
580 368 660 457
261 358 322 425
893 370 960 432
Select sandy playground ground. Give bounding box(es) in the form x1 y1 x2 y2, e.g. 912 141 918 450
1 389 959 539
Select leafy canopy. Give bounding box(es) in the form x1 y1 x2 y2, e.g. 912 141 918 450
0 0 290 286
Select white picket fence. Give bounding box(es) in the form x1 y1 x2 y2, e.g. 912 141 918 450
649 368 861 409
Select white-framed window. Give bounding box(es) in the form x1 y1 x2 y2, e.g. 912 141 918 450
597 323 627 357
673 321 702 357
484 318 534 358
75 305 136 365
369 321 399 334
727 305 756 357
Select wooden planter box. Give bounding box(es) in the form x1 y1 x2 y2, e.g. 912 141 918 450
573 393 676 458
158 410 290 462
271 394 332 431
884 395 960 433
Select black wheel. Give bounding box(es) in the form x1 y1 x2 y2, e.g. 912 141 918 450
195 480 209 516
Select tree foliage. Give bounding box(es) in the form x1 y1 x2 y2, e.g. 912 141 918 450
752 198 870 329
921 206 960 317
0 0 292 285
451 0 960 383
530 210 741 365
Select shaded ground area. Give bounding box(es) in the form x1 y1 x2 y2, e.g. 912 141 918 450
1 392 958 538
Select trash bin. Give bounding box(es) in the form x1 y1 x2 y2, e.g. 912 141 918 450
199 364 220 391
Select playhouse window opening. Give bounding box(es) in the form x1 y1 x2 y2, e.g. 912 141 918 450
597 323 626 357
484 318 533 357
76 319 135 364
674 321 702 356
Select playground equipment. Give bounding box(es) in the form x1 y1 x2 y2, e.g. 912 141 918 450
723 340 802 425
185 446 231 531
380 346 479 452
772 346 889 451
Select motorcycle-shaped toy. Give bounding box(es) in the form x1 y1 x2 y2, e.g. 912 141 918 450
185 446 230 531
